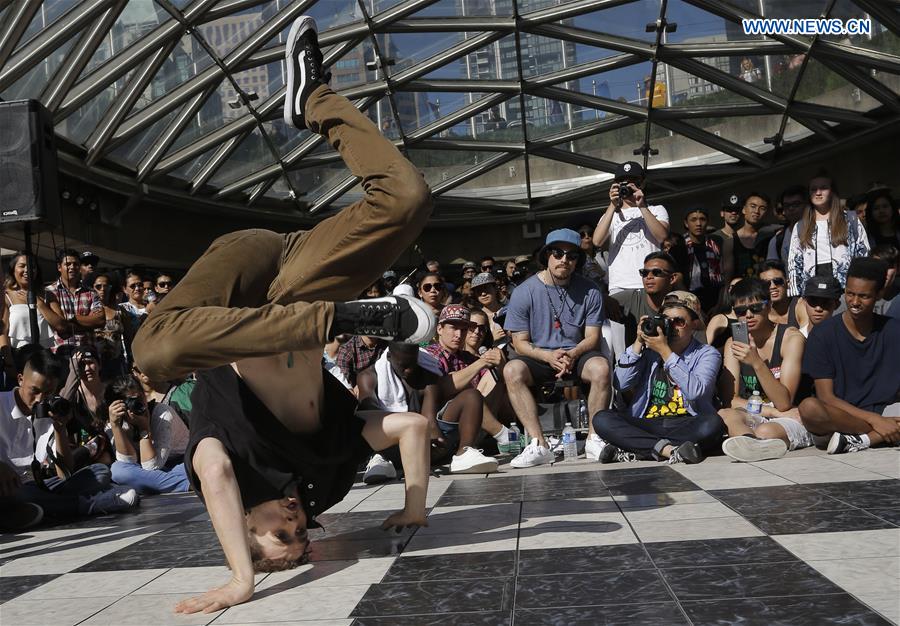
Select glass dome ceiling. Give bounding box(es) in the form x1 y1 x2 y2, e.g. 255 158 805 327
0 0 898 224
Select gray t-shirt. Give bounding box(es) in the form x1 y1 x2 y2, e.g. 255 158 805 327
503 273 604 350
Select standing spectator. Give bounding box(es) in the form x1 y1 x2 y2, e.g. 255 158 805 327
91 273 128 380
787 171 870 295
593 161 669 294
505 259 517 281
715 193 743 242
593 299 724 464
142 279 158 307
733 192 773 279
865 189 899 248
4 253 65 349
470 272 505 343
503 229 610 467
577 224 608 287
118 271 149 364
870 245 899 316
479 256 496 274
681 208 728 312
381 270 398 294
461 261 478 284
799 258 900 453
768 186 808 263
79 251 99 290
798 276 842 337
154 273 175 303
613 252 678 345
45 249 105 357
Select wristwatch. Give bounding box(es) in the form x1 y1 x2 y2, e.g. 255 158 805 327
139 431 151 440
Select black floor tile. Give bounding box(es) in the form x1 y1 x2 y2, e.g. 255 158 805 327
515 602 685 626
661 562 842 601
645 537 799 569
522 486 609 501
310 536 410 561
597 467 700 495
352 610 512 625
517 544 652 576
867 508 900 525
0 574 61 604
165 520 215 534
709 485 850 515
522 473 603 489
382 551 515 583
515 570 670 609
808 480 900 509
75 549 191 572
746 509 896 535
680 593 893 625
351 578 512 617
442 477 523 497
315 511 419 542
124 532 220 552
435 494 523 507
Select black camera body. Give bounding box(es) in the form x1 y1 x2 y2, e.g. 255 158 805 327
617 182 634 199
640 314 675 338
33 395 72 420
125 397 147 414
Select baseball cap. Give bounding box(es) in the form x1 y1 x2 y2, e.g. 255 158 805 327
80 251 99 264
462 261 477 271
382 270 398 280
514 255 531 265
722 193 741 212
802 276 842 299
539 228 583 267
615 161 644 180
438 304 472 325
663 291 703 321
471 272 497 289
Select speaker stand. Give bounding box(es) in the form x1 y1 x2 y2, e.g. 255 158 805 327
23 222 41 345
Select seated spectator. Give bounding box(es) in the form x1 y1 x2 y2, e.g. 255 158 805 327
470 272 505 343
335 334 387 388
417 272 447 318
798 276 842 337
865 189 899 248
105 375 190 494
592 161 669 294
503 229 611 467
323 333 351 382
706 277 743 349
799 258 900 454
465 309 492 355
461 261 478 284
718 279 811 462
757 260 802 328
0 348 138 529
680 207 728 312
613 252 678 345
480 256 496 274
425 305 509 473
59 349 113 470
45 248 105 357
869 245 899 316
592 299 724 463
382 270 399 293
663 291 707 344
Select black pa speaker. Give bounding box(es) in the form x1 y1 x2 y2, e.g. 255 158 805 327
0 99 60 227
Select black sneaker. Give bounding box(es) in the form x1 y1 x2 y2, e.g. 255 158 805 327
332 296 436 343
0 502 43 531
668 441 703 464
599 443 637 464
283 16 330 130
826 432 870 455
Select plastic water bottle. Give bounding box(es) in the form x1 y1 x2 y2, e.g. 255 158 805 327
562 422 577 461
508 424 521 453
578 399 588 429
746 391 763 419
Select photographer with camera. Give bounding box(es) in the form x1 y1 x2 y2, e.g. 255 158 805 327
592 299 724 464
1 348 138 530
105 374 190 494
592 161 669 294
59 349 113 470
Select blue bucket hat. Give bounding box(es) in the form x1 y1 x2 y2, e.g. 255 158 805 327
539 228 584 267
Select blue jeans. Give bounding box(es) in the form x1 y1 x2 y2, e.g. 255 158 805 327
111 461 190 494
593 410 725 460
0 463 111 519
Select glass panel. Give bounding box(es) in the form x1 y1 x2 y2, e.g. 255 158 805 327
1 37 76 101
55 67 138 146
646 123 738 169
563 123 646 164
444 155 527 200
329 40 375 91
130 33 215 113
527 95 627 139
408 149 501 188
168 145 218 182
519 35 619 80
196 2 268 59
794 58 855 106
552 0 662 43
163 77 231 156
567 61 654 106
409 0 514 18
78 0 168 80
263 120 314 159
665 0 750 44
527 155 604 198
287 163 354 203
209 126 272 188
664 62 759 107
383 32 467 74
107 109 179 168
18 0 83 49
683 114 782 154
401 91 491 133
264 174 294 200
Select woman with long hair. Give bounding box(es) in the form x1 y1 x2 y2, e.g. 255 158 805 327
91 272 128 380
865 189 900 248
3 252 66 349
786 171 870 296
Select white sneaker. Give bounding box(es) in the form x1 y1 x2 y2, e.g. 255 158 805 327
510 438 554 469
363 454 397 484
88 487 139 515
723 435 787 463
450 447 499 474
584 434 607 461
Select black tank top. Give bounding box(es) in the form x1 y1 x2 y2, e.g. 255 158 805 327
739 324 788 400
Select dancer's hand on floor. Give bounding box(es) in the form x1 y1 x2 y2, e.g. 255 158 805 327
382 508 428 534
174 577 253 614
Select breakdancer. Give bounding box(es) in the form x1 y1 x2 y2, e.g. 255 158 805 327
132 16 436 614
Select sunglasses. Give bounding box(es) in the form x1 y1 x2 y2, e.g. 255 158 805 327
126 283 143 290
473 287 493 296
548 248 579 261
639 268 672 278
666 316 688 328
470 324 488 334
806 297 837 310
579 230 592 238
733 301 769 317
93 284 107 289
156 281 172 288
421 282 444 293
765 277 786 287
481 265 494 271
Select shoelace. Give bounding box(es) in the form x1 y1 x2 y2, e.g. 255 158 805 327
667 449 683 464
617 450 638 463
357 303 394 335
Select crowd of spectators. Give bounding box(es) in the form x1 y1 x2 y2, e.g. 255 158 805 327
2 161 899 534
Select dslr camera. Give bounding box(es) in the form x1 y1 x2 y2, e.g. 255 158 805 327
33 395 72 420
616 181 634 199
125 397 147 414
640 314 675 339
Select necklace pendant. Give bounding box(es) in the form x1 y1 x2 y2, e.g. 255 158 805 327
554 319 561 329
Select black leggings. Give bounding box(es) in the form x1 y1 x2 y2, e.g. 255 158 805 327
593 409 725 459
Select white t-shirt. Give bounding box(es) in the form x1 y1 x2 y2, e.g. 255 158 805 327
607 204 669 293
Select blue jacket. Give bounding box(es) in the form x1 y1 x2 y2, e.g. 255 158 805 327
615 338 721 418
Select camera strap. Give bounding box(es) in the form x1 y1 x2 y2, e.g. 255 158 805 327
28 415 72 488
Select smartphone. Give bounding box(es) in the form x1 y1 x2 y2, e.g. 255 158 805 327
731 320 749 345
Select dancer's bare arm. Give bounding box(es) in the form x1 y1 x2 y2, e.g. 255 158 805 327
175 438 255 614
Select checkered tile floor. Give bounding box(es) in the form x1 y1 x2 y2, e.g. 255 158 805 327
1 447 898 625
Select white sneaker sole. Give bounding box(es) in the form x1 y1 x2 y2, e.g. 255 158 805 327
510 453 554 469
396 295 436 343
826 432 855 454
584 444 603 461
723 436 787 463
363 470 396 485
283 16 317 127
451 460 499 474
